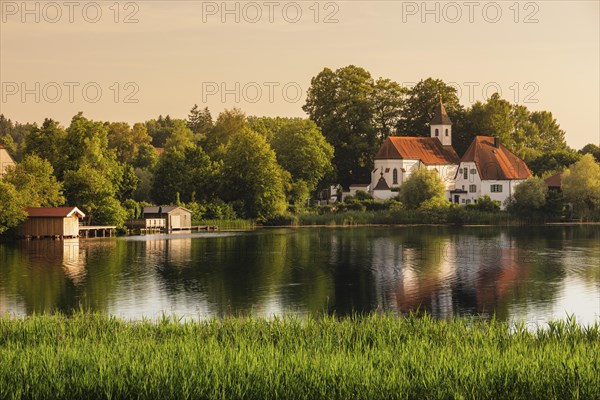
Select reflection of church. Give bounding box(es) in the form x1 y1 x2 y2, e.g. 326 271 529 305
370 232 530 317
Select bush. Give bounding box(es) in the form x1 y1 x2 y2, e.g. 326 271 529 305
466 195 500 212
354 190 372 201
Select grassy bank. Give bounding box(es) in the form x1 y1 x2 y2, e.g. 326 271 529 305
1 314 598 399
270 208 519 226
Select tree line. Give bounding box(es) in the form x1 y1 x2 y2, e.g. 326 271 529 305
0 108 333 233
1 65 599 233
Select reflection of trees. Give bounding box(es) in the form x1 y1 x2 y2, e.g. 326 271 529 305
1 225 597 319
0 239 124 314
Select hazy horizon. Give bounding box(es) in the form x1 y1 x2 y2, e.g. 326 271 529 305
1 0 598 150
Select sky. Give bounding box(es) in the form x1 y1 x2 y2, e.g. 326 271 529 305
1 0 598 150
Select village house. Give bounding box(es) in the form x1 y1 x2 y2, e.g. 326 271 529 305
366 98 531 208
0 144 16 177
451 136 531 206
19 207 86 238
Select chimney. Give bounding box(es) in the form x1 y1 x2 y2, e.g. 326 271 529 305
494 137 500 148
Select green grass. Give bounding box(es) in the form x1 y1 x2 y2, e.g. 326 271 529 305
0 313 598 399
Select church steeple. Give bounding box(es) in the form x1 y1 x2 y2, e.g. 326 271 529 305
430 95 452 146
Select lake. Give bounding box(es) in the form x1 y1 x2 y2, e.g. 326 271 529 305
0 225 598 326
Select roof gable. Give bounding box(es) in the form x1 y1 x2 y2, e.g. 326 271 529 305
373 175 390 191
26 207 86 218
143 206 191 215
375 137 459 165
544 172 562 188
461 136 531 180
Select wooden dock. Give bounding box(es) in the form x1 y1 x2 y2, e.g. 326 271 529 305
79 226 117 238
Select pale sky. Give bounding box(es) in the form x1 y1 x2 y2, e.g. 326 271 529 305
1 0 598 149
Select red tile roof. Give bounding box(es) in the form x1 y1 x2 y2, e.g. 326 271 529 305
26 207 86 218
544 172 562 188
461 136 531 180
375 137 460 165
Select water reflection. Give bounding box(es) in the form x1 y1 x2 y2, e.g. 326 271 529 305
0 226 598 325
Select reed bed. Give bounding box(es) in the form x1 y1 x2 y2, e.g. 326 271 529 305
0 313 598 399
200 219 256 231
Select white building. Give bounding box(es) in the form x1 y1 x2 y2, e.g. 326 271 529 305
0 144 16 177
365 98 531 207
450 136 531 208
370 99 459 199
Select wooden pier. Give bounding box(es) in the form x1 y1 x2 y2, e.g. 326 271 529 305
79 226 117 238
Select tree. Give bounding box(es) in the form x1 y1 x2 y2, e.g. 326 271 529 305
107 122 152 164
63 164 126 226
527 111 567 153
219 128 287 220
562 154 600 215
399 167 446 209
303 65 378 188
579 143 600 163
163 120 196 152
151 146 217 205
187 105 213 134
23 118 66 170
397 78 463 137
253 117 334 192
145 115 174 147
2 155 64 207
510 177 548 216
371 78 406 140
204 108 248 156
0 181 26 234
527 149 581 176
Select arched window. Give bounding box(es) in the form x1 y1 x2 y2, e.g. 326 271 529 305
393 168 398 184
445 129 449 136
435 128 439 137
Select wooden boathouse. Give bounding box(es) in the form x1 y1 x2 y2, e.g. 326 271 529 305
19 207 86 238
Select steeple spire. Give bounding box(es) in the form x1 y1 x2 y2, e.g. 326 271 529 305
430 95 453 146
430 95 452 125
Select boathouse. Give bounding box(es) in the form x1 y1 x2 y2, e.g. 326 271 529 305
19 207 86 238
141 206 192 231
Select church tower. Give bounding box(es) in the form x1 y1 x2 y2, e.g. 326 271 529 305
430 95 452 147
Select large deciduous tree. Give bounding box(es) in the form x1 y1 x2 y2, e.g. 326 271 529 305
303 65 379 188
251 117 334 192
219 128 287 220
107 122 152 164
23 118 67 171
562 154 600 215
2 154 64 207
396 78 463 137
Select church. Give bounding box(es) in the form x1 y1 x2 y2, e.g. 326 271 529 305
366 98 531 208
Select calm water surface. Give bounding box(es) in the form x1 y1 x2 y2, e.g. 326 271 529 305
0 226 598 325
